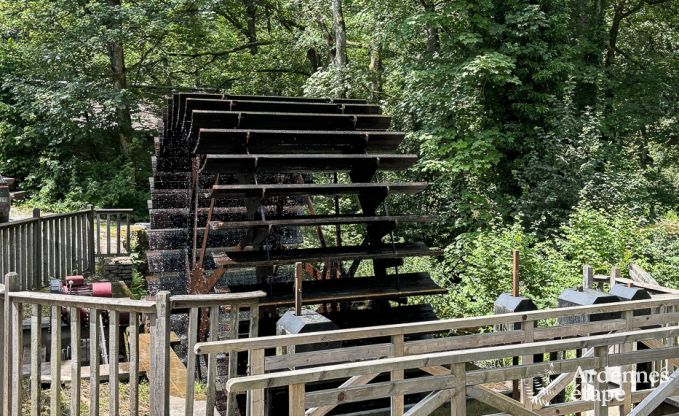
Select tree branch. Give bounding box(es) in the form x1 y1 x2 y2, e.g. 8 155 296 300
167 41 274 58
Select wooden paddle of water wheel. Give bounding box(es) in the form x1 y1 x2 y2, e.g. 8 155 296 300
147 93 444 340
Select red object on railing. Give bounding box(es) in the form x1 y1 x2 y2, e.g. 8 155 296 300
92 282 113 297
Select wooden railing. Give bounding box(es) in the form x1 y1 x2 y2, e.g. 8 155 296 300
0 271 264 416
0 206 132 290
196 294 679 416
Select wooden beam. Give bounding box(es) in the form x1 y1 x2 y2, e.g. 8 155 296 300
305 373 378 416
628 367 679 416
403 389 454 416
467 385 540 416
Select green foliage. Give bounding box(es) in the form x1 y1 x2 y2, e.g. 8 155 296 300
435 208 679 318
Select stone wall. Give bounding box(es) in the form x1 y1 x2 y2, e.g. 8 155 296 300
103 256 133 282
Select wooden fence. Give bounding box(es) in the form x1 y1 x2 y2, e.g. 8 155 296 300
0 207 132 290
0 271 264 416
196 290 679 416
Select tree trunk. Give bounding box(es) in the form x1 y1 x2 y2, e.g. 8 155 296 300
108 0 132 157
331 0 348 66
245 0 258 54
422 0 439 53
307 47 322 72
572 0 607 110
369 41 383 101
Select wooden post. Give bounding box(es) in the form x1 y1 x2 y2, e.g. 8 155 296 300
610 266 619 289
583 265 594 289
32 208 41 289
151 292 171 416
295 262 303 316
622 310 633 415
70 307 82 415
248 303 264 416
129 312 139 416
185 307 199 416
521 319 535 411
512 250 520 297
87 204 96 274
89 309 100 416
451 362 466 416
2 272 19 416
50 305 62 415
30 304 42 416
10 283 23 416
594 346 609 416
289 383 305 416
210 305 222 415
390 334 405 415
109 310 120 416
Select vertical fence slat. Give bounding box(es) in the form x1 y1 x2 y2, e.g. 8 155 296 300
185 307 199 416
247 303 263 416
227 304 240 414
152 292 171 416
109 310 120 416
129 312 140 416
106 214 111 256
71 307 82 414
126 213 131 254
2 272 19 416
89 309 100 416
30 304 42 416
116 213 122 255
451 362 466 416
0 274 5 416
10 292 23 416
33 209 41 289
390 333 405 416
50 305 62 415
207 305 220 415
88 205 96 274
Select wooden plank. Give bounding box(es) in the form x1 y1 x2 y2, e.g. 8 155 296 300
30 304 42 416
450 363 466 416
185 308 199 416
206 305 219 416
305 373 378 416
304 374 456 408
392 334 405 415
294 262 303 316
152 292 171 416
213 242 440 268
225 304 238 416
9 291 156 313
71 307 82 415
248 304 264 416
50 305 62 415
129 312 139 416
210 182 426 199
90 309 100 416
289 384 305 416
629 366 679 416
532 348 594 409
403 389 454 416
211 214 432 230
10 296 23 416
629 264 659 285
521 321 534 410
230 273 445 308
467 385 540 416
265 343 392 372
170 291 266 309
109 311 120 416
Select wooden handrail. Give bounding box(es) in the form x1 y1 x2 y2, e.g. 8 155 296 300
196 295 679 354
225 325 679 393
171 290 266 309
9 291 156 313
